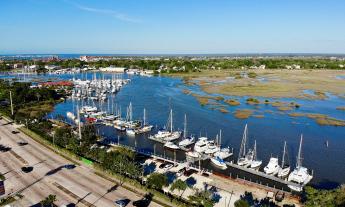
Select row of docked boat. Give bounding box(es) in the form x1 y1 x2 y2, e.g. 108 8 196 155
71 73 130 101
235 124 313 192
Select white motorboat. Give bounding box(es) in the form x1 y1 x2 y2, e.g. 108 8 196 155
66 111 76 120
164 141 180 150
103 115 117 121
204 140 220 154
210 156 227 170
179 136 195 147
288 135 313 192
80 106 98 113
114 119 126 131
278 141 290 178
194 137 209 153
264 157 280 175
126 128 136 136
213 147 233 159
250 140 262 170
186 151 200 158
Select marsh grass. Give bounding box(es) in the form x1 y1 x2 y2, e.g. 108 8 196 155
234 109 253 119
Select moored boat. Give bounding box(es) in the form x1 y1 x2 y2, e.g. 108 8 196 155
287 135 313 192
210 156 227 170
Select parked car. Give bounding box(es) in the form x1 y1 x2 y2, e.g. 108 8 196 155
64 164 76 169
158 163 166 169
17 141 28 146
114 199 130 207
11 130 19 134
21 166 33 173
176 168 186 177
163 163 173 171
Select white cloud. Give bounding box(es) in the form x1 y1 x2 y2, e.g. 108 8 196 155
64 0 141 23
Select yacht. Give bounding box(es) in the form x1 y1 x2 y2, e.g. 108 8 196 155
204 140 219 155
250 140 262 170
186 151 200 158
213 147 233 159
164 141 180 150
126 128 136 136
193 137 209 153
288 135 313 192
264 157 280 175
80 106 98 114
210 156 227 170
278 141 290 178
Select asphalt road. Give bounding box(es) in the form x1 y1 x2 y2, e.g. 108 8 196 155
0 118 162 207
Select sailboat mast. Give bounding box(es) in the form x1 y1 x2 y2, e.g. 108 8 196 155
183 114 187 138
253 140 257 160
238 124 247 161
297 134 303 169
143 108 146 126
282 141 286 167
219 129 222 147
77 105 82 142
170 109 173 132
129 102 132 122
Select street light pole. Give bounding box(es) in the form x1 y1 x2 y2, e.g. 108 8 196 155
9 91 14 117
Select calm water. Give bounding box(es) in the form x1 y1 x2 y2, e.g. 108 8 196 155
1 72 345 187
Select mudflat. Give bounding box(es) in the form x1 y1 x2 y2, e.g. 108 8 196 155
173 69 345 98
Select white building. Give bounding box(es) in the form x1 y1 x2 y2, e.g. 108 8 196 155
100 66 126 73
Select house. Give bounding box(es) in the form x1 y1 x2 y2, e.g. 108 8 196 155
13 63 24 69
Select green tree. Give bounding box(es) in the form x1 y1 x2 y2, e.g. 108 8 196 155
188 188 215 207
146 173 168 190
40 194 56 207
234 199 250 207
170 179 188 197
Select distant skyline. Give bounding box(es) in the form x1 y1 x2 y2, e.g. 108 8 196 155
1 0 345 54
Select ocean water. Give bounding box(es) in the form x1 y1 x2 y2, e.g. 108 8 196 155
1 72 344 188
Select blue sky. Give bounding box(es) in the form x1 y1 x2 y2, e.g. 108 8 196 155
1 0 345 54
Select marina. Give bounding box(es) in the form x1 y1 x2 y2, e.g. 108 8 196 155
1 71 344 192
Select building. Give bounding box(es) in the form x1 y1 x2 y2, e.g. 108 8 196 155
100 66 127 73
13 63 24 69
40 81 74 88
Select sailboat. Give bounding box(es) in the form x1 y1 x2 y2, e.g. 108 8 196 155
125 102 141 135
250 140 262 170
287 135 313 192
149 109 181 142
237 124 254 167
213 130 233 159
137 108 153 133
178 114 195 147
278 141 290 178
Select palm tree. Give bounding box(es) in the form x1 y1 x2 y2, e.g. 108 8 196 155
170 179 188 198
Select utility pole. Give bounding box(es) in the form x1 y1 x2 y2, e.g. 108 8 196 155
9 91 14 116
